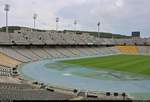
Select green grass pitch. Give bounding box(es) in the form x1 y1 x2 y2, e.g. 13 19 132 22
61 54 150 76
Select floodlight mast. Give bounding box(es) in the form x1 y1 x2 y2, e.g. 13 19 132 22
97 21 100 38
56 17 59 31
4 4 10 33
33 13 37 29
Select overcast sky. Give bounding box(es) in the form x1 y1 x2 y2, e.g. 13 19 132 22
0 0 150 37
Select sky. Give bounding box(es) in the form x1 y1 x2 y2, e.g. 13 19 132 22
0 0 150 37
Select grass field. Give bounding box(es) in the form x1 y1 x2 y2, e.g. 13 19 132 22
61 54 150 76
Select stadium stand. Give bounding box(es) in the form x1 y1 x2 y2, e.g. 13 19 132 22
138 46 146 54
13 46 40 61
1 31 150 45
0 47 30 62
0 52 21 67
0 76 21 83
0 32 10 44
47 48 65 58
0 30 149 100
32 47 52 59
0 64 18 77
116 46 139 54
145 46 150 54
0 82 76 100
10 32 30 44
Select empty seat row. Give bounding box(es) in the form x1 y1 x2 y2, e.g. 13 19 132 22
1 31 150 45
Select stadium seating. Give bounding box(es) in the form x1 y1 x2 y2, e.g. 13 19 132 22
0 65 12 76
0 82 75 100
0 45 149 68
0 30 144 100
116 46 139 54
14 47 40 61
0 52 21 67
145 46 150 54
8 46 122 61
138 46 146 54
0 32 10 44
0 47 30 62
10 32 30 44
1 31 150 45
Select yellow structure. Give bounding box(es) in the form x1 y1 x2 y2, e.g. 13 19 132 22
0 52 21 67
116 46 139 54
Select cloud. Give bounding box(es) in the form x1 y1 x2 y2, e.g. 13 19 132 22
58 0 150 37
0 0 150 37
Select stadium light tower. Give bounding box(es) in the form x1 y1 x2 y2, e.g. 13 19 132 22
33 13 37 29
56 17 59 31
4 4 10 33
97 21 101 38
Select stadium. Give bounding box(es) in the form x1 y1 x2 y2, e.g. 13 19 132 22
0 1 150 100
0 26 150 100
